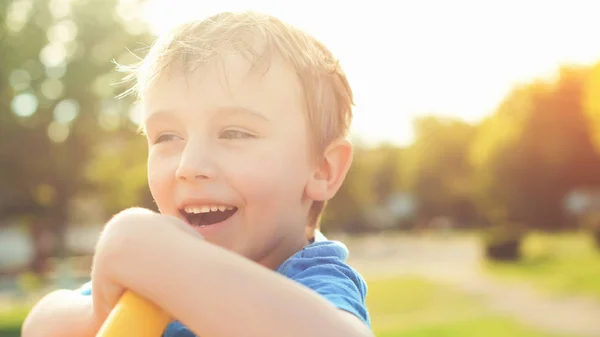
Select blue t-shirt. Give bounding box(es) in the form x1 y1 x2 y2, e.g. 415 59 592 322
78 232 370 336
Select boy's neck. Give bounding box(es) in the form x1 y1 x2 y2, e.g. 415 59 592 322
258 235 310 270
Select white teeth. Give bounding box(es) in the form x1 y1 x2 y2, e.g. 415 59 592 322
184 206 208 214
184 205 235 214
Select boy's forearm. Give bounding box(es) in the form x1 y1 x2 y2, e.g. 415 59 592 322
22 289 99 337
105 222 373 337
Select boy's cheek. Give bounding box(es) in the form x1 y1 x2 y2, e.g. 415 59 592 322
147 154 180 182
232 166 299 201
233 149 309 193
147 158 179 207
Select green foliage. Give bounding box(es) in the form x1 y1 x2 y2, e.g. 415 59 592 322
469 66 600 231
405 116 478 224
584 61 600 152
0 0 153 259
84 129 154 215
322 144 407 232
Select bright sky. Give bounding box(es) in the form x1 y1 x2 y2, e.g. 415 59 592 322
140 0 600 146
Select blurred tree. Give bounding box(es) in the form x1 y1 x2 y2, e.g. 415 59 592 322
83 126 153 218
470 82 548 228
404 116 477 226
584 61 600 152
470 66 600 232
0 0 153 273
322 142 409 232
579 62 600 247
370 144 405 204
322 145 377 233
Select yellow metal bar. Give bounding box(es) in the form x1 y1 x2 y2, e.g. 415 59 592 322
96 290 171 337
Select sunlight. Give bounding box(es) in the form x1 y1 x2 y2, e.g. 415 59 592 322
140 0 600 146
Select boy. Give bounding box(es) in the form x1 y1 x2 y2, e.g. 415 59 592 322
22 11 372 337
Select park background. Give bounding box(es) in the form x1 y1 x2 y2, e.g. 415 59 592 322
1 0 600 336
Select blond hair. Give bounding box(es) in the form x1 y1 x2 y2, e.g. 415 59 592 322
120 11 353 239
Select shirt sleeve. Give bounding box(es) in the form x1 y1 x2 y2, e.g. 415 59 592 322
280 246 371 328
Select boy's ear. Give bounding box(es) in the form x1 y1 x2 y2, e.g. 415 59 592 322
305 138 353 201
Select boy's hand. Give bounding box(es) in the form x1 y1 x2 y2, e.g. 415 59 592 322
90 207 200 321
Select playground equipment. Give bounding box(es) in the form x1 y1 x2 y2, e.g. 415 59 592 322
96 290 171 336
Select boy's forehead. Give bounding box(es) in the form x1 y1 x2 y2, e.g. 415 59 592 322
141 50 304 119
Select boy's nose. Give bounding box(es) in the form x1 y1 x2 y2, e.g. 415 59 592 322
175 143 217 181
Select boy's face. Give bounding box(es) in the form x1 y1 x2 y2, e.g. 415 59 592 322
142 52 314 269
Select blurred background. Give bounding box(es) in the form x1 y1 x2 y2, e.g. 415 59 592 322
1 0 600 336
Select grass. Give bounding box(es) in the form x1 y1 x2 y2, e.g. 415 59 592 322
484 232 600 300
0 304 29 337
375 317 569 337
367 276 571 337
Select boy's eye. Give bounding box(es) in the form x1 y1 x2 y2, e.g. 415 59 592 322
155 133 182 144
219 129 255 140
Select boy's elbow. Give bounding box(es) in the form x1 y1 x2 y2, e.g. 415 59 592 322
21 314 35 337
22 289 92 337
357 329 376 337
335 311 374 337
21 313 44 337
21 290 60 337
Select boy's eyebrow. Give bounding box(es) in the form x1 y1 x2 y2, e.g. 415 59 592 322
144 106 270 124
143 110 174 128
217 106 270 121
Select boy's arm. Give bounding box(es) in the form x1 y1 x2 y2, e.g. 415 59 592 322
21 289 100 337
94 213 374 337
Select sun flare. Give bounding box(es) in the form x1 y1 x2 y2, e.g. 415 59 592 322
140 0 600 146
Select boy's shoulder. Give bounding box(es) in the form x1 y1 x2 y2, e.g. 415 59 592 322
277 232 371 327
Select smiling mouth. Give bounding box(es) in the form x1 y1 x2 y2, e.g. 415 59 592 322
180 205 238 227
